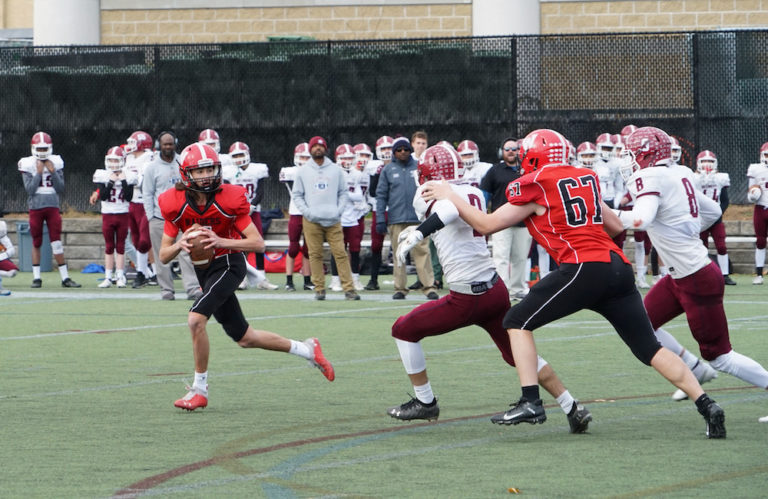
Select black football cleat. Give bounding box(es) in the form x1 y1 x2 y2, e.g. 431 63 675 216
491 398 547 425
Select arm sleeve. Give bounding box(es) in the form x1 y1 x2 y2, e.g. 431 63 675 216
416 212 446 238
719 186 729 213
616 194 660 230
369 174 379 197
251 182 264 207
122 180 134 201
99 183 112 201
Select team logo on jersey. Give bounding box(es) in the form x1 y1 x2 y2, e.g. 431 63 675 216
314 176 329 191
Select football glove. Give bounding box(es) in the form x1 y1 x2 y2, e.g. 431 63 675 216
396 226 424 265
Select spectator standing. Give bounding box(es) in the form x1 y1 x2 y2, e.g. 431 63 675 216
376 137 437 300
411 130 428 160
18 132 80 288
292 136 360 301
480 137 531 301
142 131 201 301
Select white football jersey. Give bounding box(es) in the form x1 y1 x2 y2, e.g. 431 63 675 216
625 166 714 278
461 161 492 189
340 168 366 226
592 158 624 204
18 155 64 195
93 169 131 214
279 165 302 215
747 163 768 206
413 182 496 285
124 150 153 204
693 171 730 203
222 162 269 213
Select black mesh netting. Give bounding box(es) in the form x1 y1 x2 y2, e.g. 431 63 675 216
2 31 767 213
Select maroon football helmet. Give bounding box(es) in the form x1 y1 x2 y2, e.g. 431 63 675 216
417 144 464 184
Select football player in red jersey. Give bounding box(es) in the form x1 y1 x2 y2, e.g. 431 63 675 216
158 143 335 411
422 129 726 439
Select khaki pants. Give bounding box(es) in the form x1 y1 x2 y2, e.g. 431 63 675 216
389 222 435 295
302 219 354 292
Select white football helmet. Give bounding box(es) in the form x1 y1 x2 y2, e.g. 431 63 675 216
456 140 480 169
576 141 597 168
31 132 53 160
353 143 373 171
228 141 251 168
198 129 221 153
375 135 394 162
696 150 717 174
596 133 615 161
670 136 682 164
104 146 126 171
294 142 310 166
335 144 355 170
760 142 768 165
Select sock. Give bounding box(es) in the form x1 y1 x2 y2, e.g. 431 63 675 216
414 382 435 405
717 254 729 275
286 275 294 286
105 269 113 281
116 269 125 279
694 393 713 413
33 265 41 280
289 339 312 360
522 385 540 402
304 275 312 286
256 252 265 270
556 390 576 414
634 241 645 272
193 371 208 392
58 264 70 280
757 266 764 277
137 251 149 275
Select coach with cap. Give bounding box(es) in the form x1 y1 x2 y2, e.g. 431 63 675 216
375 137 437 300
292 135 360 301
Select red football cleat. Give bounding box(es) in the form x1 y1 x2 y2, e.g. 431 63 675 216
174 387 208 411
305 337 335 381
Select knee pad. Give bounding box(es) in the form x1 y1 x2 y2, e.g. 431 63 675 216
51 240 64 255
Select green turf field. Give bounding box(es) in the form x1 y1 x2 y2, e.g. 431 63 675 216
1 272 767 498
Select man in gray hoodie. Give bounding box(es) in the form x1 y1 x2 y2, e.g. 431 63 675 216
292 136 360 301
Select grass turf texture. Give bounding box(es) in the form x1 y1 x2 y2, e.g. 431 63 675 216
1 272 767 497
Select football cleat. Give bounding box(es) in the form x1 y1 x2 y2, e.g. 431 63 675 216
116 276 127 288
62 278 81 288
636 276 650 289
567 401 592 434
698 399 726 439
132 272 147 288
98 278 112 288
723 275 737 286
305 337 334 381
303 283 315 291
147 275 158 286
387 396 440 421
759 415 768 423
174 386 208 411
364 281 380 290
491 398 547 426
753 275 764 285
0 288 10 296
31 278 42 288
672 362 718 401
256 279 279 290
238 278 248 290
284 283 296 292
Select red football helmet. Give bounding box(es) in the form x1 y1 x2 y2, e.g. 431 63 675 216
456 140 480 169
124 131 152 154
294 142 310 166
335 144 355 170
353 143 373 170
418 144 464 184
518 129 569 175
576 141 597 167
595 132 615 161
179 143 222 192
229 141 251 168
198 129 221 153
31 132 53 160
696 150 718 174
104 146 126 171
669 136 682 163
375 135 394 162
620 125 637 143
622 126 672 180
760 142 768 165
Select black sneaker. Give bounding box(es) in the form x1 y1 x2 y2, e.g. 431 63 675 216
285 283 296 292
61 278 81 288
723 275 737 286
408 281 423 290
567 401 592 434
491 398 547 425
426 291 439 300
132 272 147 289
392 291 406 300
31 278 42 288
315 290 326 301
304 283 316 291
698 400 726 439
387 396 439 421
147 275 158 286
364 280 379 291
345 291 361 301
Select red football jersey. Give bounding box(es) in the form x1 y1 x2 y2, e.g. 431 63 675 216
506 164 628 265
159 184 252 258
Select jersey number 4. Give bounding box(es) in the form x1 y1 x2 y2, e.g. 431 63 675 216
558 175 603 227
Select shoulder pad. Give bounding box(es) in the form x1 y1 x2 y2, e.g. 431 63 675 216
250 163 270 178
18 156 36 173
50 155 64 170
93 169 110 184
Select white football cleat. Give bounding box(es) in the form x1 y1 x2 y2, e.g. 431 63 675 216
116 276 127 288
753 275 764 285
98 279 112 288
256 279 279 290
636 276 650 289
329 276 343 292
759 415 768 423
238 278 248 290
672 362 718 401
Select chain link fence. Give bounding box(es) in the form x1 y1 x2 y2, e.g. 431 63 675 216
1 31 767 213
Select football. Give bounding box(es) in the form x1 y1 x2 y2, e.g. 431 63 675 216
748 184 763 203
186 224 214 269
